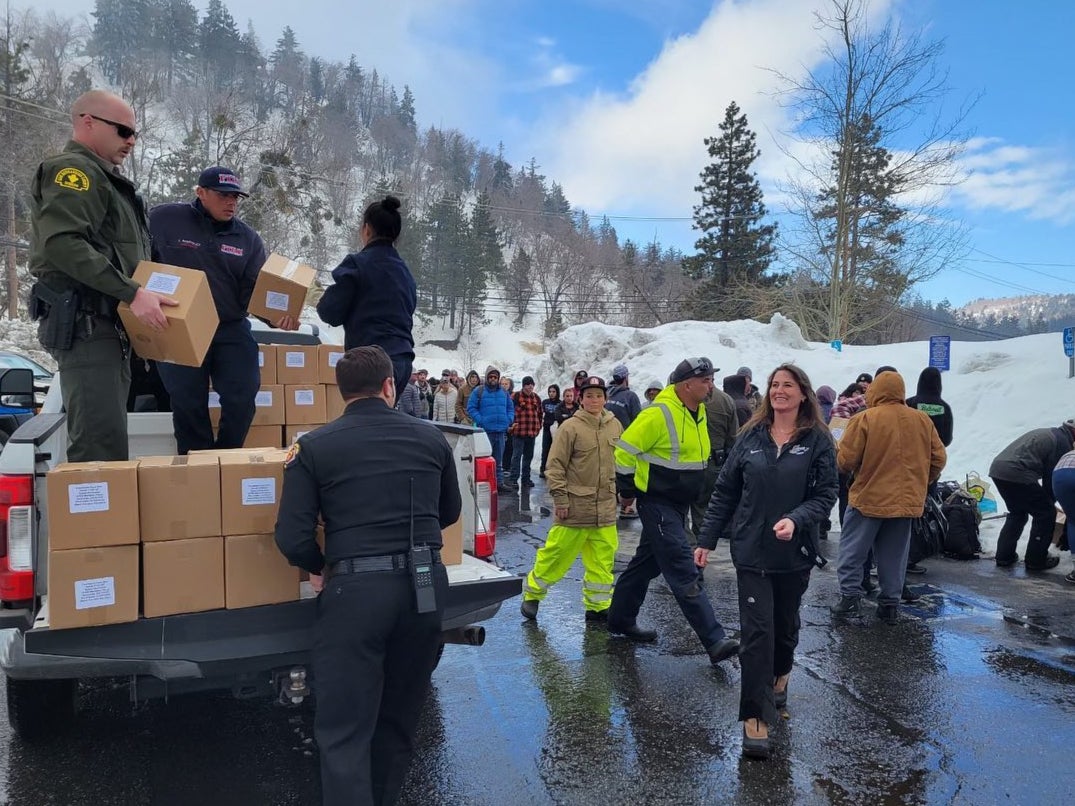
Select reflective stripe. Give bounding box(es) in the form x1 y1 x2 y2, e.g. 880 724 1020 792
654 403 680 463
584 591 613 604
526 575 550 594
615 461 634 473
584 581 614 592
638 452 707 471
616 439 642 455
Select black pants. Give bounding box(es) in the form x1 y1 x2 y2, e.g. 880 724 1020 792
390 355 413 403
539 426 554 474
313 563 448 806
736 568 811 725
156 319 259 455
608 498 727 649
992 477 1056 566
503 432 515 475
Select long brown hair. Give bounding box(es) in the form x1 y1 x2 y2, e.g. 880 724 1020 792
742 363 826 435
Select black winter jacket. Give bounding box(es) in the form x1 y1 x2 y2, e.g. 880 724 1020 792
906 367 954 447
316 239 416 356
699 424 838 573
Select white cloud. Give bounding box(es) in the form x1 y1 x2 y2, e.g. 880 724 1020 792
953 138 1075 224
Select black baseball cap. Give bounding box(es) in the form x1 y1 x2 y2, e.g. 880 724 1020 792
669 357 717 384
198 166 248 197
580 376 607 395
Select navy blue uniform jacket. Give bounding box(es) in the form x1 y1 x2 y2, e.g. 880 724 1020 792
149 200 266 323
316 240 416 355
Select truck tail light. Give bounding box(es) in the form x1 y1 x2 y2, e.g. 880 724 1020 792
473 457 497 558
0 474 34 602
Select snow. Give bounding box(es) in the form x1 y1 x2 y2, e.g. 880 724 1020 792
7 306 1073 557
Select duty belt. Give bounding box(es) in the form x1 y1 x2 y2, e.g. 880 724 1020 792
328 549 441 578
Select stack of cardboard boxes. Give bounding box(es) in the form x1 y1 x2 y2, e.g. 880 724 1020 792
45 449 299 630
212 343 347 449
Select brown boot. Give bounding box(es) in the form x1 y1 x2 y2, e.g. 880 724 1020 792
774 673 790 709
742 718 770 759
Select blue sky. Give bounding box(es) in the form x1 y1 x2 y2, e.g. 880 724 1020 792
46 0 1075 307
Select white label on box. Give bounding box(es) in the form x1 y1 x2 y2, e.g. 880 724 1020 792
208 391 221 408
255 390 273 407
68 482 109 514
258 352 265 368
285 351 306 368
327 351 343 368
74 576 116 610
241 477 276 506
265 290 290 312
294 389 315 406
145 271 181 295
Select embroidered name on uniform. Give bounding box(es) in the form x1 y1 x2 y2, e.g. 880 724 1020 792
789 445 810 455
220 244 244 256
178 239 201 249
54 167 90 191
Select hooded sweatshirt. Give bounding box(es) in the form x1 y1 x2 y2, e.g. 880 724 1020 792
905 367 954 447
816 385 837 424
722 375 752 426
837 372 947 518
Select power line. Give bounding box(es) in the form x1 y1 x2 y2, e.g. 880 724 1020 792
968 247 1075 287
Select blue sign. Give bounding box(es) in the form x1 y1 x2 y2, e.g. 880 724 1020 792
1064 327 1074 357
929 335 951 371
830 339 842 353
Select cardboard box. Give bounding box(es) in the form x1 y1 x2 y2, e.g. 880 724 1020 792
251 384 285 426
224 534 300 608
258 345 278 385
138 455 221 541
244 425 284 449
248 254 316 322
219 450 286 535
47 545 139 629
284 384 327 425
276 346 320 385
118 262 219 367
285 424 318 445
46 461 140 550
319 344 345 385
441 517 463 566
325 384 346 421
829 416 851 443
142 537 225 617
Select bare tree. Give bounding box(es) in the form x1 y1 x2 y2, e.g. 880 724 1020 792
774 0 974 342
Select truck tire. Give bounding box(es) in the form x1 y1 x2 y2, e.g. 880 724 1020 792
5 676 78 741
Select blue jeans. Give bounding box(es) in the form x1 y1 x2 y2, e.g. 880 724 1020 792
157 319 259 455
607 498 728 650
1052 467 1075 557
486 431 506 478
509 435 536 483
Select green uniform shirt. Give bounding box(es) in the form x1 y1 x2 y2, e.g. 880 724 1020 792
29 140 149 307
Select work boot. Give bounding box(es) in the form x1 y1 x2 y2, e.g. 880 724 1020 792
829 595 860 616
1025 555 1060 571
584 609 608 624
707 637 740 666
500 479 519 492
520 599 538 620
877 604 899 625
742 719 770 760
607 620 658 642
906 563 927 575
901 585 920 602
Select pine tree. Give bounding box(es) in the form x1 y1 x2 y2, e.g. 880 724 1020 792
199 0 242 88
684 101 776 321
463 191 503 334
398 85 417 134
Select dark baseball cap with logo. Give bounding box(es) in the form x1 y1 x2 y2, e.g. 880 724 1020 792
669 356 718 384
198 166 249 197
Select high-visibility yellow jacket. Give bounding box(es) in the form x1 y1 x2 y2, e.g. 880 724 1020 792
615 385 710 506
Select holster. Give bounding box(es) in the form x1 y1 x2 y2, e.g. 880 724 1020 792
29 282 80 351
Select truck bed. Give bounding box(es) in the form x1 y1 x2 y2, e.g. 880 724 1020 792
2 555 519 683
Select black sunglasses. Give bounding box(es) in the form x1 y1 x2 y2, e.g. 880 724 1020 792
682 357 715 379
84 113 139 140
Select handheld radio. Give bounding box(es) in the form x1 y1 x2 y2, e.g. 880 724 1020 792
409 478 437 613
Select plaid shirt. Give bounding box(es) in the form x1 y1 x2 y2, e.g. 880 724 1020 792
511 390 543 437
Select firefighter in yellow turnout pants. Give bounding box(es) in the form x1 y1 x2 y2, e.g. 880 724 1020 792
522 376 623 622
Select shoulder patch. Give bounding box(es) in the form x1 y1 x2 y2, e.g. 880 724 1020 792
284 441 301 467
55 167 90 192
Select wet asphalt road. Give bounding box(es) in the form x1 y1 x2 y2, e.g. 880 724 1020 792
1 482 1074 805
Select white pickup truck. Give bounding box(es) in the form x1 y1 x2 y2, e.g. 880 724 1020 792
0 333 517 741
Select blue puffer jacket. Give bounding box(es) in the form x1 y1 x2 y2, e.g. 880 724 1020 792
467 380 514 433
